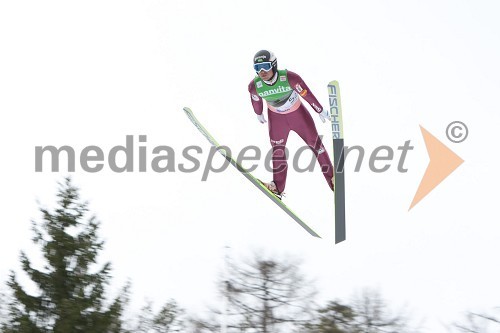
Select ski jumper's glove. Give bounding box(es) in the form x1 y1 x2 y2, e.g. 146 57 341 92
257 113 267 124
318 108 331 123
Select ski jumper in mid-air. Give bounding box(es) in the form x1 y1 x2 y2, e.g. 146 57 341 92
248 50 334 198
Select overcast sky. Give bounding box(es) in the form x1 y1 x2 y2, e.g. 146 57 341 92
1 0 500 331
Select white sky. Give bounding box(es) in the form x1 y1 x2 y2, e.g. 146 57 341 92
1 0 500 331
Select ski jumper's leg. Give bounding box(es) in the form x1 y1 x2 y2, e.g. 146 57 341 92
267 110 291 193
289 105 334 190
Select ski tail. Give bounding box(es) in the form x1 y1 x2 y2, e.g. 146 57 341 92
327 81 346 243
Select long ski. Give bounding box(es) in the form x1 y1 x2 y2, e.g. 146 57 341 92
183 107 321 238
327 81 346 243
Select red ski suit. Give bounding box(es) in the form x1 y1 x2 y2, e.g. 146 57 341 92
248 70 334 193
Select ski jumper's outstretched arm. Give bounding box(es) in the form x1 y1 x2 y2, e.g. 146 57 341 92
286 70 324 113
248 81 264 116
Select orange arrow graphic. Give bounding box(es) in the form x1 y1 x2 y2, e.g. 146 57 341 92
409 126 464 210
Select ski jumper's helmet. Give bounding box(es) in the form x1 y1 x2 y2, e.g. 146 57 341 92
253 50 278 74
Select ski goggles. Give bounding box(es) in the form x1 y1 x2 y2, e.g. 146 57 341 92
254 62 273 73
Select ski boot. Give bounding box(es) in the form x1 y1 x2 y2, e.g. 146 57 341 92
259 180 283 200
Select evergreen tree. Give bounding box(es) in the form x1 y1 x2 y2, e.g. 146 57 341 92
3 177 128 333
308 289 420 333
135 299 185 333
305 301 355 333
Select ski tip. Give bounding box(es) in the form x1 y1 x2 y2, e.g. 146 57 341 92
183 106 192 113
327 80 339 86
